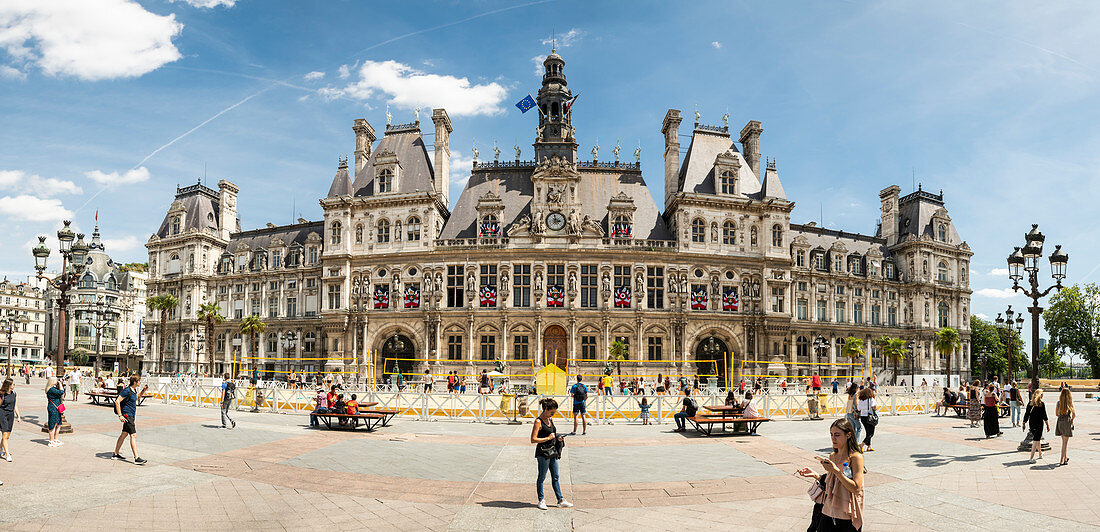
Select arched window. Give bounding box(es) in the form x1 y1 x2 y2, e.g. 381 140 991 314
407 216 421 241
330 221 342 245
937 223 947 242
377 169 393 193
107 276 118 291
691 218 705 243
937 261 948 282
479 214 500 237
171 217 180 235
377 219 391 243
937 302 949 327
722 221 736 244
79 273 95 289
355 223 363 244
719 170 736 194
796 336 809 358
168 253 181 274
771 224 782 247
750 226 758 247
612 214 632 237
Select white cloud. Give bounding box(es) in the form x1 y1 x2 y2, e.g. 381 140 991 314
0 195 72 222
541 29 583 48
337 64 351 79
85 167 150 186
989 267 1009 276
170 0 236 7
102 235 142 252
323 60 509 117
0 170 82 197
0 0 184 81
975 287 1017 299
0 65 25 80
303 70 324 81
531 55 547 76
711 41 722 49
974 313 990 320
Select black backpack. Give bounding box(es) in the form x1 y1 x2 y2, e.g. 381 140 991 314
574 383 588 401
223 381 236 401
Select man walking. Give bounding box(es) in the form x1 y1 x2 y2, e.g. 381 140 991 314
569 375 589 435
220 373 237 429
112 375 149 464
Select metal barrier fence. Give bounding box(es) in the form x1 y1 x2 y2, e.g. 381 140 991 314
86 378 938 423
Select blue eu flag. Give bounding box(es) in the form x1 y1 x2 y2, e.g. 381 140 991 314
515 94 536 113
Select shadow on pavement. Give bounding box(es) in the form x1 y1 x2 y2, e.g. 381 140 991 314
478 501 532 509
910 450 1017 468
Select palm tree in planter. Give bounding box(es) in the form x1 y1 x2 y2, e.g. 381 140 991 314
879 336 909 385
239 314 266 377
196 303 225 376
934 327 961 387
608 340 629 380
146 294 178 373
840 336 866 382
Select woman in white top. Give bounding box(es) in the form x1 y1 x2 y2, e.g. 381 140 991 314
856 387 877 452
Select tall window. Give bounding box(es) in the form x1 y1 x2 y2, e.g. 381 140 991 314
330 222 342 245
722 221 736 245
814 252 826 271
447 334 462 360
719 170 735 194
796 250 805 267
513 335 529 360
835 302 846 323
937 223 947 242
849 257 862 275
646 266 664 309
647 336 663 361
308 246 318 264
691 218 705 243
287 297 297 317
611 214 632 238
272 250 282 269
480 264 497 308
268 296 278 318
480 335 496 360
797 336 809 358
834 255 843 272
871 304 880 325
581 335 597 358
377 219 390 243
479 214 500 237
771 224 782 247
937 261 948 282
614 265 631 308
816 299 827 321
797 299 808 320
513 264 531 307
251 298 261 316
580 265 598 308
327 285 341 310
447 265 464 307
171 217 180 235
547 264 565 306
884 262 895 280
854 303 863 324
770 287 785 312
888 307 897 326
938 302 949 327
377 169 393 193
406 216 421 241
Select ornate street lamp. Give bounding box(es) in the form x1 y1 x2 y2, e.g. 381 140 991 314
995 306 1024 380
812 336 830 376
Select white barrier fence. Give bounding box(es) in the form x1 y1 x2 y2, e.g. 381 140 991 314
85 378 938 424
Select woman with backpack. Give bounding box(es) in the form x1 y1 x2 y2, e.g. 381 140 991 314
531 398 572 510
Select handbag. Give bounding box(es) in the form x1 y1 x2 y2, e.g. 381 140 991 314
57 402 66 414
807 474 826 504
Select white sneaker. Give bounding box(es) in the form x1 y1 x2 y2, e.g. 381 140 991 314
557 499 574 508
55 440 64 446
537 499 548 510
47 441 56 448
4 453 11 462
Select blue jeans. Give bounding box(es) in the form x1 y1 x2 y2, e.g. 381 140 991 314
311 407 329 427
674 411 690 430
1010 401 1020 426
846 413 862 443
536 456 562 502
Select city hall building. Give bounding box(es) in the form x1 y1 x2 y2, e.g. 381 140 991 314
145 51 972 384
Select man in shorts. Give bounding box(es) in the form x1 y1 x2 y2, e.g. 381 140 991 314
569 375 589 435
68 370 81 401
112 375 150 464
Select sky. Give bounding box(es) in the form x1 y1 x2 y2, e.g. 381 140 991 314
3 0 1100 354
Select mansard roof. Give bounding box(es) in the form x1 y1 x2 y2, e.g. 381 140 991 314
155 182 223 238
677 127 761 197
896 188 961 244
326 158 352 197
225 220 324 253
349 124 435 197
789 223 891 260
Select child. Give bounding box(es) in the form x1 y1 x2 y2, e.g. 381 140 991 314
638 397 650 425
346 393 359 415
332 394 347 425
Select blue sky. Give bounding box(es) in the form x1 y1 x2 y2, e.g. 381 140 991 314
3 0 1099 350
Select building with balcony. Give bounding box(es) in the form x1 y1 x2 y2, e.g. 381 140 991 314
0 278 47 367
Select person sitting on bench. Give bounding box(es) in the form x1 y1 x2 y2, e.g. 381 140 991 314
310 387 329 428
346 394 359 415
673 388 698 433
741 391 760 418
332 394 347 426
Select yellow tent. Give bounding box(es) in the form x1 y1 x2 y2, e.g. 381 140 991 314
535 363 567 395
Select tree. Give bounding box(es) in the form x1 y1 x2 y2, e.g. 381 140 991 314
840 337 865 379
969 316 1006 379
147 294 179 373
197 302 225 376
71 347 89 367
607 340 628 379
118 262 149 273
934 327 961 382
239 314 266 375
1038 345 1067 379
877 336 908 385
1043 283 1100 378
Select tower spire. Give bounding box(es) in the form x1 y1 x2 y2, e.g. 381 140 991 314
534 49 577 163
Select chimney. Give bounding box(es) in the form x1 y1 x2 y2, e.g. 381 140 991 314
431 108 452 207
217 179 239 241
352 118 376 178
739 120 762 177
661 109 682 210
878 185 901 245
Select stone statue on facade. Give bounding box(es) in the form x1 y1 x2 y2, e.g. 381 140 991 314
722 112 729 129
566 209 581 235
635 271 644 293
601 272 611 297
531 209 545 235
633 145 641 163
392 273 401 294
591 138 599 159
514 143 521 159
581 214 604 236
466 271 476 296
535 271 544 292
508 215 530 236
492 143 500 162
386 105 391 126
711 276 719 296
500 272 509 294
547 185 564 204
471 140 479 162
568 271 578 293
612 141 621 162
414 106 421 122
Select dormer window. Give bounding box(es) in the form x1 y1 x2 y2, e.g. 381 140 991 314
308 246 318 264
171 217 180 235
814 252 826 271
377 169 393 193
612 214 632 238
479 214 500 237
79 273 95 289
884 261 895 280
719 171 736 194
272 250 282 268
937 223 947 242
833 255 843 272
795 250 805 267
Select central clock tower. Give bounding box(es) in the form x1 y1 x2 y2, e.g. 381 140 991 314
533 48 578 164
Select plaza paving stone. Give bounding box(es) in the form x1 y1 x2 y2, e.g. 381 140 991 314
1 378 1099 530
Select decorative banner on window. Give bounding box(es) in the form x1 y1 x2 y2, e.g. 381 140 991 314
723 286 739 311
479 285 497 307
374 285 389 309
404 284 420 308
611 221 632 237
614 286 631 308
547 285 565 307
691 285 708 310
479 220 500 237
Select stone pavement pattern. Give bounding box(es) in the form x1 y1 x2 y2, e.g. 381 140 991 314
2 380 1099 531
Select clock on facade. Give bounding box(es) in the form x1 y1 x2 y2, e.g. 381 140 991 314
546 211 566 231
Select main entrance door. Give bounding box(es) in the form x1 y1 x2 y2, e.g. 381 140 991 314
380 334 415 383
543 325 568 368
695 336 729 388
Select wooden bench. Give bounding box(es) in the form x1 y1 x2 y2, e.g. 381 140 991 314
311 408 397 431
86 390 147 406
688 415 771 436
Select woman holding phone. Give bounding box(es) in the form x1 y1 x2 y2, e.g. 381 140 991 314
797 419 865 531
531 398 573 510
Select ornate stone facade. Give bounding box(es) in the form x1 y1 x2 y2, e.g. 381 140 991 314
146 51 971 383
